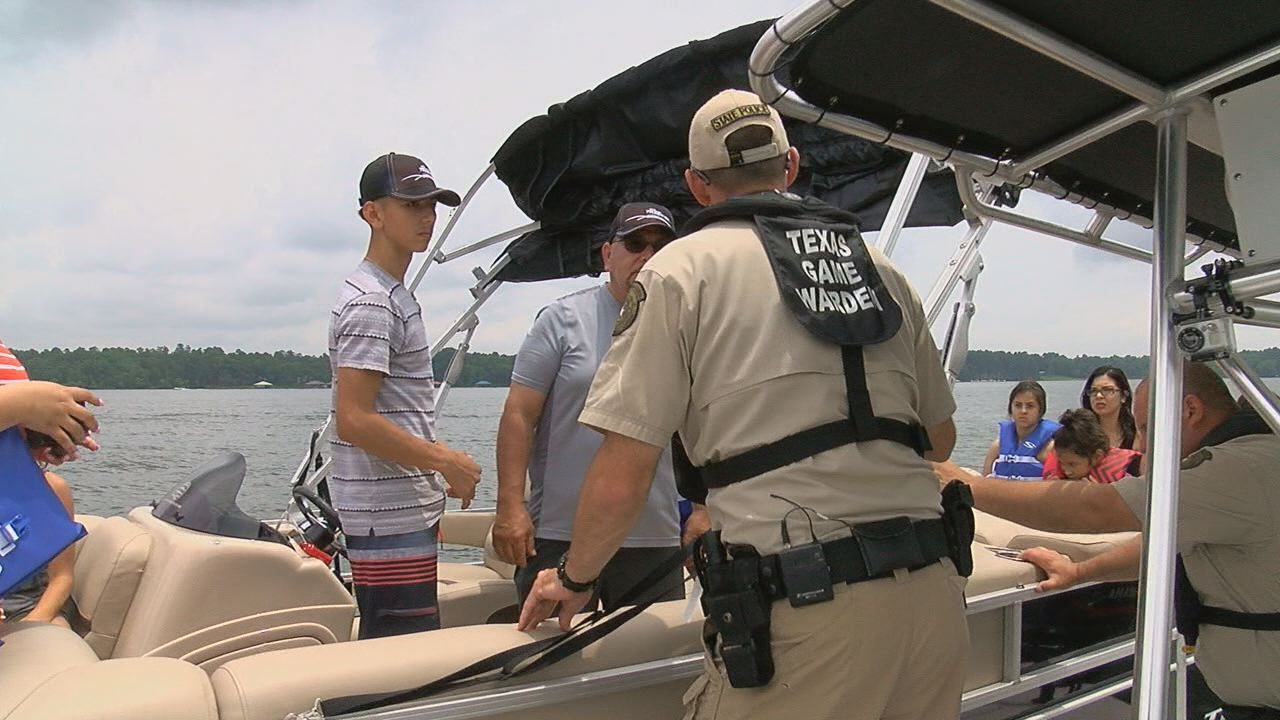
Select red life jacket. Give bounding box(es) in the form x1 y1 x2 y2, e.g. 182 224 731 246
1043 447 1142 483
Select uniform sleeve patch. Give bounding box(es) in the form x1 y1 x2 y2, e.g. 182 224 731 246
1181 448 1213 470
613 281 647 336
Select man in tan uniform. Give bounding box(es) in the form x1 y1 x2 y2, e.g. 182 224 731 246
937 363 1280 717
519 89 968 720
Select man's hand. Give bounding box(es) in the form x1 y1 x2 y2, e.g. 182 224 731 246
933 459 978 489
4 382 101 455
1018 547 1081 592
680 504 712 572
438 447 480 509
517 567 593 632
493 506 537 567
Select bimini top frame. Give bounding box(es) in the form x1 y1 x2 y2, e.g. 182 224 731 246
750 3 1280 719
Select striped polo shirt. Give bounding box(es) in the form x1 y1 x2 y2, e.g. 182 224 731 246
328 260 444 537
0 339 30 384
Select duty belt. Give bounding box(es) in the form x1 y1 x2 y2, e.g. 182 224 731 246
748 516 949 605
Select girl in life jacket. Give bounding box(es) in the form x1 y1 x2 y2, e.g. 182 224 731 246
983 380 1060 481
1042 409 1142 484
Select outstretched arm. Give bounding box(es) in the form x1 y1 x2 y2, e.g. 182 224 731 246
934 461 1141 533
1020 536 1143 592
518 432 663 631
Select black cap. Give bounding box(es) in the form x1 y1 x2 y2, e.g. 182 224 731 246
359 152 461 206
609 202 676 238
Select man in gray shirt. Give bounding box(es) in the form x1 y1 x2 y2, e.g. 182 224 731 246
496 203 687 608
329 152 481 638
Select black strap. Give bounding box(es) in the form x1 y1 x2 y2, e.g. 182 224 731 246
1199 605 1280 632
841 346 932 455
755 518 949 602
1176 554 1280 648
701 347 929 488
319 543 693 716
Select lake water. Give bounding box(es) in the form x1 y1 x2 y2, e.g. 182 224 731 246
57 378 1280 522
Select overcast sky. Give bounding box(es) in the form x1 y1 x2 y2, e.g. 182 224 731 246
1 1 1271 358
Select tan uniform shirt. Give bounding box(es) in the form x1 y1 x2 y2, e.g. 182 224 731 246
581 217 955 555
1113 434 1280 708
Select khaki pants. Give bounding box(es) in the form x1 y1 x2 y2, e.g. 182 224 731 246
683 560 968 720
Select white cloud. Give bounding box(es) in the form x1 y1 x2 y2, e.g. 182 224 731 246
2 0 1274 362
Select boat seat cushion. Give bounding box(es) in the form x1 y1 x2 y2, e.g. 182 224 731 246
5 656 219 720
974 509 1138 563
0 622 100 718
211 599 701 720
438 562 503 583
483 527 515 580
71 515 153 658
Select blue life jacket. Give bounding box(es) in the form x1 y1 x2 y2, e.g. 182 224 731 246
992 418 1060 481
0 427 86 597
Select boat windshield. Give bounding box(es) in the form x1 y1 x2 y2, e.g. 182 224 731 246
153 452 276 541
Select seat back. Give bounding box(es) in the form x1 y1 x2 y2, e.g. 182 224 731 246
71 515 154 659
483 527 516 580
111 508 355 670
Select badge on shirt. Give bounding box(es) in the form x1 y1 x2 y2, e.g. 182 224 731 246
614 281 646 336
1181 448 1213 469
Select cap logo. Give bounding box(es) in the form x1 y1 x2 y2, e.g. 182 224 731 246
401 164 434 182
709 103 772 131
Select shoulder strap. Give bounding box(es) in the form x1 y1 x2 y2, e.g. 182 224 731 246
319 544 692 716
700 346 930 489
1175 553 1280 651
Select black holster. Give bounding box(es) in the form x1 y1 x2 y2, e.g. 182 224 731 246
694 531 775 688
940 480 975 577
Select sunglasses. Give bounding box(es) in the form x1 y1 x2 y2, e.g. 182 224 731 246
1088 387 1123 398
613 234 673 255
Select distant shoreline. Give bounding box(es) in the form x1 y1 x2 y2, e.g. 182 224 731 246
18 345 1280 389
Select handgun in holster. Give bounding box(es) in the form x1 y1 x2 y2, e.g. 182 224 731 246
694 530 775 688
940 480 976 577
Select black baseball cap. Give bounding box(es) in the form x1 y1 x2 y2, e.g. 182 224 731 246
359 152 461 206
609 202 676 238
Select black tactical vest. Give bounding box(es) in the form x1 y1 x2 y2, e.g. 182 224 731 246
672 192 930 504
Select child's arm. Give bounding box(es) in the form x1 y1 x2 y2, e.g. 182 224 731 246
25 471 76 624
982 439 1000 476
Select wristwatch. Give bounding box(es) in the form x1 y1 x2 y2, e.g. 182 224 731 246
556 554 597 593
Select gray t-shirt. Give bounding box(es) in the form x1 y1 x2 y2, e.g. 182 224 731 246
512 284 679 548
328 260 444 537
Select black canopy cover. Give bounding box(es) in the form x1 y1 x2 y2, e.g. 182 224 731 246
490 20 964 283
785 0 1280 252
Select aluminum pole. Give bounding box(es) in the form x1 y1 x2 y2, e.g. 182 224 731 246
1216 356 1280 436
407 163 497 294
876 153 931 257
1132 110 1188 720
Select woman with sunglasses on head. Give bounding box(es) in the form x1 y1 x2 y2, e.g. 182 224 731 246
983 380 1059 480
1081 366 1137 450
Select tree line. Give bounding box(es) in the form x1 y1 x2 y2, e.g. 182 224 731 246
16 345 1280 389
957 348 1280 381
15 345 515 389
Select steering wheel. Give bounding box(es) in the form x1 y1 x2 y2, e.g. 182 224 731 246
292 484 344 551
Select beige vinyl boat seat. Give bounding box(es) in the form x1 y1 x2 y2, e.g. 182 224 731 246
209 513 1138 720
69 514 154 658
437 513 519 627
211 598 704 720
70 507 356 669
0 622 219 720
973 509 1139 562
